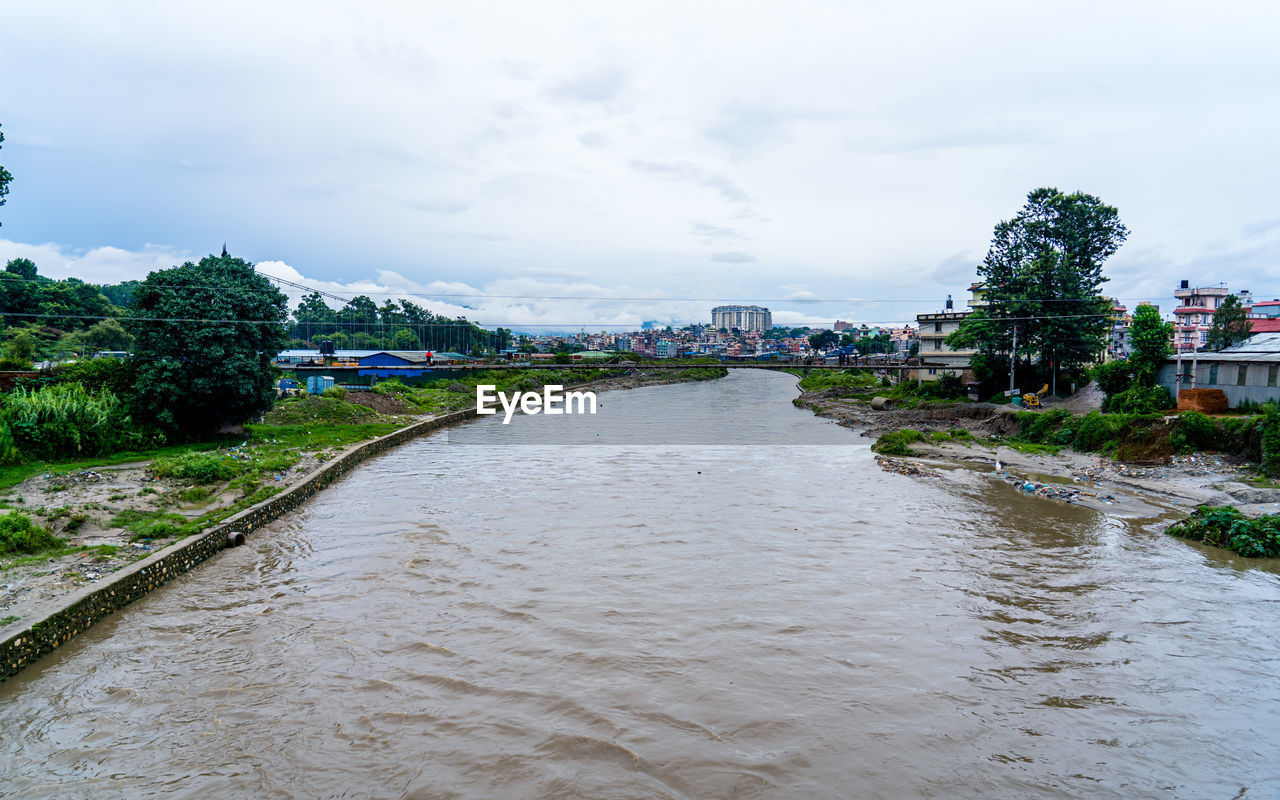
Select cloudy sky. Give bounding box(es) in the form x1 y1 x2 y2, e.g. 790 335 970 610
1 1 1278 331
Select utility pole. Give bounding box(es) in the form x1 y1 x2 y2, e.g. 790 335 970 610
1009 324 1018 398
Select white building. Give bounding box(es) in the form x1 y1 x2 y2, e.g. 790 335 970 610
711 305 772 333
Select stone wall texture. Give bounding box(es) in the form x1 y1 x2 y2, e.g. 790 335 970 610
1 409 476 681
1177 388 1229 414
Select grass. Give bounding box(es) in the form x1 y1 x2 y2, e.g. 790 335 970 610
797 370 880 393
929 428 976 447
107 509 189 541
0 511 63 555
1002 440 1062 456
0 438 232 492
872 429 926 456
262 396 379 426
1 615 18 626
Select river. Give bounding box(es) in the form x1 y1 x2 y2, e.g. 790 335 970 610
2 370 1278 798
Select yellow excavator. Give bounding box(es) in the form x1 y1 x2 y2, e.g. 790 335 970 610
1022 384 1049 408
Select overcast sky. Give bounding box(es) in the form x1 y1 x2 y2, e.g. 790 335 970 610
2 1 1278 331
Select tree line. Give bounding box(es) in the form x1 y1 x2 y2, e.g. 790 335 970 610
290 292 512 355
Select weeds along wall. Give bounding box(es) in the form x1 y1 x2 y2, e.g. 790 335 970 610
0 408 478 681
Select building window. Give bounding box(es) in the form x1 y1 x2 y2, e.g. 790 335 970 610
1238 365 1249 386
934 321 942 332
928 368 936 375
1208 364 1218 384
1269 365 1277 387
933 340 941 350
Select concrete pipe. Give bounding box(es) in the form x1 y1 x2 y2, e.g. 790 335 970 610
226 531 246 548
870 396 895 411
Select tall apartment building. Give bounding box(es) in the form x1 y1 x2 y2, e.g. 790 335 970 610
711 305 772 333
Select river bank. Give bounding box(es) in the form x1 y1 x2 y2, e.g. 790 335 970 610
794 384 1280 523
0 366 725 636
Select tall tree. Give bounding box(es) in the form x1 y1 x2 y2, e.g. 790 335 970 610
1128 304 1173 386
1205 295 1252 352
0 123 12 227
127 252 288 433
948 188 1128 381
809 330 838 352
293 291 336 343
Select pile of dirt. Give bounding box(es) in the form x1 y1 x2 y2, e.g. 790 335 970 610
346 391 412 415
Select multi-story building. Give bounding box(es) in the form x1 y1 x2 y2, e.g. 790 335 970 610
1173 281 1231 351
915 296 974 381
834 320 853 332
1252 299 1280 318
968 282 990 308
888 326 917 355
711 305 772 333
655 340 679 358
1107 299 1132 360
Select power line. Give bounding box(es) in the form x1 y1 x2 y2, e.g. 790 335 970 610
0 269 1202 307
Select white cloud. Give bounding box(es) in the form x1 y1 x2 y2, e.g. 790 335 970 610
0 1 1278 324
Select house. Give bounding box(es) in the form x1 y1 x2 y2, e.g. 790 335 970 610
357 351 434 367
914 296 974 381
1173 281 1232 351
1156 332 1280 408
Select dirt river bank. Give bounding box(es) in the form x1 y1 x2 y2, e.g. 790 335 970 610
795 387 1280 521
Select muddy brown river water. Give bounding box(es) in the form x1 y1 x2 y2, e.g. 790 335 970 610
2 371 1278 798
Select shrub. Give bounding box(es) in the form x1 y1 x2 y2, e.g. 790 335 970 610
1072 411 1122 451
150 451 240 483
1 383 147 460
0 512 62 554
370 379 411 396
1016 408 1071 443
321 386 349 401
1166 506 1280 558
1261 410 1280 478
1091 359 1133 400
873 428 925 455
798 370 878 393
1105 385 1172 414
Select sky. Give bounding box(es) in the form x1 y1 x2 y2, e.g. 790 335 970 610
1 0 1279 332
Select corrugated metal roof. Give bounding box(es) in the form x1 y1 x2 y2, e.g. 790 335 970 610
1172 332 1280 362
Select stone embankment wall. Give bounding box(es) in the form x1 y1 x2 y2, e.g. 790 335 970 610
1 409 477 681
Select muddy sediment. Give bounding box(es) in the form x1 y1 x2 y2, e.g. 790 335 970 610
795 388 1280 520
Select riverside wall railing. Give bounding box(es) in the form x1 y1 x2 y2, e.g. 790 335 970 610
0 408 478 682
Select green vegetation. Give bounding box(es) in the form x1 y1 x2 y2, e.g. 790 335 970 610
872 429 925 456
929 428 975 446
292 290 512 356
1092 306 1174 411
0 122 11 226
128 252 289 434
1 615 18 626
149 451 241 483
947 187 1128 393
263 395 377 425
108 509 187 541
0 511 62 554
1166 506 1280 558
1 382 150 462
796 370 879 393
1206 295 1252 352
